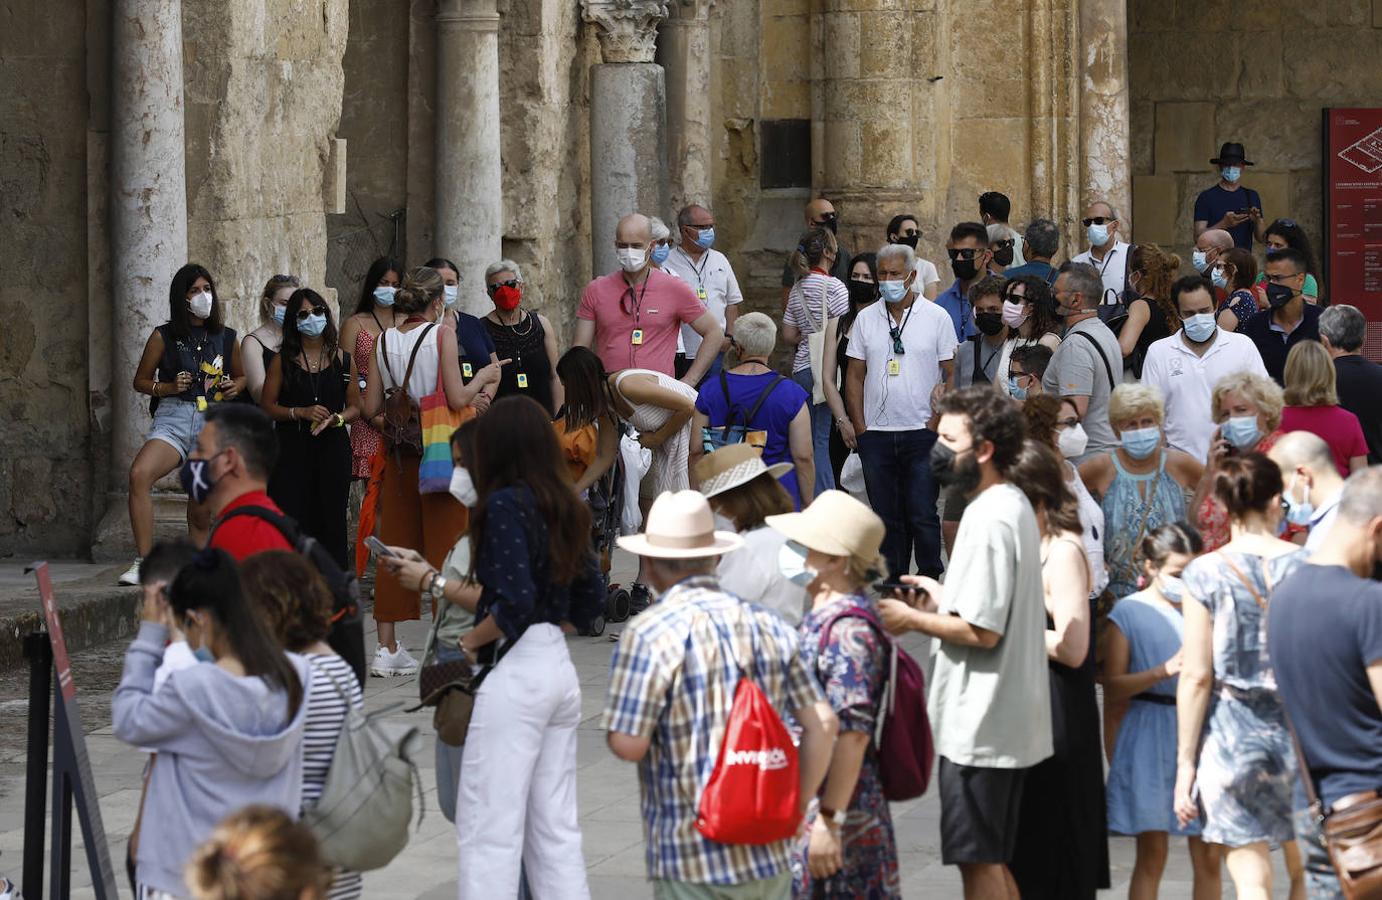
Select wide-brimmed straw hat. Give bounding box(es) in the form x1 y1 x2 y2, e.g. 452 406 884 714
765 490 885 563
692 443 793 499
616 490 745 559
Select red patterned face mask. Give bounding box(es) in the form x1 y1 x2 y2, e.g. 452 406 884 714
492 284 521 312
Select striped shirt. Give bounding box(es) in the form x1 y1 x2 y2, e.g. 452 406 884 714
783 272 850 373
602 576 823 885
303 654 364 900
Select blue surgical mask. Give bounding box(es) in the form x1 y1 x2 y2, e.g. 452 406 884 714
1008 376 1028 401
1223 415 1261 450
1183 312 1217 343
1191 250 1210 273
777 539 815 588
193 646 215 663
443 284 459 308
695 227 716 250
1121 426 1161 460
1087 222 1110 248
299 313 327 337
1222 166 1242 184
1159 573 1186 603
272 304 286 326
373 286 396 307
1283 473 1314 526
879 279 909 304
1211 266 1228 290
651 244 672 266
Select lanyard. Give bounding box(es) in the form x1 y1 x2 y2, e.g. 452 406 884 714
678 247 711 295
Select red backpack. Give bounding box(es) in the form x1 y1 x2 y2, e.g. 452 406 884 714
695 613 801 845
818 606 935 801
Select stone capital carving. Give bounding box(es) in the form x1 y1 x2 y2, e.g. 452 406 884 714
581 0 669 63
666 0 714 21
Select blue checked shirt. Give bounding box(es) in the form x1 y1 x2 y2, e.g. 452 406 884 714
601 576 824 885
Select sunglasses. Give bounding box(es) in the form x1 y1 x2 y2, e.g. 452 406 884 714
1081 216 1114 227
946 248 982 261
296 305 328 320
485 279 519 295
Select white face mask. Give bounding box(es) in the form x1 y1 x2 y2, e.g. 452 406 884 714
448 466 477 507
1058 423 1089 459
188 290 214 319
443 284 460 309
616 246 648 273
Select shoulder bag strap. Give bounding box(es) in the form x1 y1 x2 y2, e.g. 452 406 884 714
1219 552 1269 609
815 606 896 744
1073 329 1115 389
970 335 985 383
210 504 299 545
399 323 436 394
745 374 787 422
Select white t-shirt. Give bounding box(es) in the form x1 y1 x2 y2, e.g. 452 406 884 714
1140 328 1269 461
664 247 742 357
914 257 942 290
928 483 1053 769
1071 240 1131 304
717 526 809 625
846 297 958 431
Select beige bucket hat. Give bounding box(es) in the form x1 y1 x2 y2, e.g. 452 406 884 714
765 489 886 562
691 443 793 499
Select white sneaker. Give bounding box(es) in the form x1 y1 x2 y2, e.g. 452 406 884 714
369 643 419 677
117 558 143 586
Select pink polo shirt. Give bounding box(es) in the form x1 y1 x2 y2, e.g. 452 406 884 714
577 269 705 375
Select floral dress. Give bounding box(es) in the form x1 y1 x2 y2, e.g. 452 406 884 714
349 326 383 478
791 594 899 899
1196 430 1282 551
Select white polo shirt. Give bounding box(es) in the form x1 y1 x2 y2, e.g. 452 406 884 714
1071 240 1131 304
1141 328 1269 460
664 246 743 356
846 296 958 431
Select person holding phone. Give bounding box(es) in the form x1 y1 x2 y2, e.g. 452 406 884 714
1193 142 1265 250
1195 372 1286 551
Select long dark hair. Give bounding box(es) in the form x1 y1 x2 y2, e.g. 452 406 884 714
1141 522 1203 571
279 288 339 362
1010 439 1082 536
423 257 460 280
844 251 878 334
556 347 616 431
1005 275 1060 340
469 396 593 584
1265 219 1318 277
168 263 224 339
354 256 403 315
167 549 303 724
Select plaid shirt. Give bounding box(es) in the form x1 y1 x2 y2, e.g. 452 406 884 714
602 575 823 885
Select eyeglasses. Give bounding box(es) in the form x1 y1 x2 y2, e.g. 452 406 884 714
1008 370 1029 381
888 327 906 355
1081 216 1114 227
486 279 519 295
947 248 982 261
296 305 328 320
992 239 1015 250
683 221 715 230
898 229 920 238
812 214 838 225
1277 219 1298 229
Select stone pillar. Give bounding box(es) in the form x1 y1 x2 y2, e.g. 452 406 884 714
583 0 670 276
435 0 503 314
657 0 714 212
1078 0 1132 230
98 0 189 553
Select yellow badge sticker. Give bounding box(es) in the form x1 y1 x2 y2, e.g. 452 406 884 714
631 329 644 345
516 373 529 389
462 362 473 379
887 359 901 376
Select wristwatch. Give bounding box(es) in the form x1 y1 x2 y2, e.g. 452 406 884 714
334 413 345 428
429 572 449 604
819 805 846 829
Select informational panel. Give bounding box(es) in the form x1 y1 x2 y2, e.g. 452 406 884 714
1323 108 1382 360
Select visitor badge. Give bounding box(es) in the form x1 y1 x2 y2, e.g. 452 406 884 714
462 362 473 379
696 286 707 300
887 359 901 377
631 329 644 345
516 373 529 389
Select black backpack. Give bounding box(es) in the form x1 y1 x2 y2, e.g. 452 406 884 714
212 505 367 686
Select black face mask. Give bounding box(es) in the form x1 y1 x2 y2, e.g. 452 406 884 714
975 312 1004 336
992 246 1014 267
930 442 981 494
818 215 838 235
847 281 876 308
893 234 920 249
951 259 979 281
1265 282 1296 309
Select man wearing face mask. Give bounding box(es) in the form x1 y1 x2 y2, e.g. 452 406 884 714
1041 262 1122 464
781 198 853 306
1268 431 1347 551
1141 276 1268 460
664 204 743 382
935 222 993 344
574 213 723 384
886 213 942 300
979 191 1026 268
845 242 957 580
1070 200 1131 305
1193 142 1265 249
954 276 1009 388
196 404 293 560
1241 246 1321 384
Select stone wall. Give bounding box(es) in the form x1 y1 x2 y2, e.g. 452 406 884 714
1128 0 1382 284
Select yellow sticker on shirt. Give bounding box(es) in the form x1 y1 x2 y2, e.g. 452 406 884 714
631 329 644 345
516 373 529 389
887 359 901 376
462 362 473 379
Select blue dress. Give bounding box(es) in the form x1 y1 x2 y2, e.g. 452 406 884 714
1105 591 1201 837
1183 549 1306 847
1101 451 1186 599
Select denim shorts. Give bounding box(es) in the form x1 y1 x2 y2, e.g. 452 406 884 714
146 397 206 461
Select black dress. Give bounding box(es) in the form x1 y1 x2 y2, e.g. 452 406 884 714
1128 296 1173 379
267 348 353 568
484 312 554 414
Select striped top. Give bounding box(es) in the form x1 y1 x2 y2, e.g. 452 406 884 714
304 653 364 900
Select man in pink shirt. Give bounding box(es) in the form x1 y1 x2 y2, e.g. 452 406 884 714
574 213 722 383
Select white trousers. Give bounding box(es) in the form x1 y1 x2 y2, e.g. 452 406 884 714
456 624 590 899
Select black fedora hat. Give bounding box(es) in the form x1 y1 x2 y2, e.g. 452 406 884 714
1210 142 1254 166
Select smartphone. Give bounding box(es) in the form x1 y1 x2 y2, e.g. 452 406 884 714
364 536 396 558
874 580 924 597
1236 207 1251 215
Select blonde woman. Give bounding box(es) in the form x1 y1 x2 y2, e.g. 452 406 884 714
1280 340 1367 476
1196 372 1286 551
242 274 299 402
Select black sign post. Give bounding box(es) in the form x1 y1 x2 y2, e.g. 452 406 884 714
23 562 119 899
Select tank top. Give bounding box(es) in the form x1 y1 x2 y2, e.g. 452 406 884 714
154 323 238 403
1102 451 1186 595
275 347 351 438
376 323 443 400
485 312 554 413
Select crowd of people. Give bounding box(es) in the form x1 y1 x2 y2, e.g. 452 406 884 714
102 142 1382 900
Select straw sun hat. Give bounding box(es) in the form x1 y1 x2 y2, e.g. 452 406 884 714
691 443 792 499
765 489 886 566
616 490 745 559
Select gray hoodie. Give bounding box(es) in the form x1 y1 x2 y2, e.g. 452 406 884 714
113 622 309 897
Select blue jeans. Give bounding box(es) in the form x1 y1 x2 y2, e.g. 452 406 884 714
856 428 943 578
791 368 835 497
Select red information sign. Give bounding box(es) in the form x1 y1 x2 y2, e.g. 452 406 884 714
36 562 76 702
1324 108 1382 360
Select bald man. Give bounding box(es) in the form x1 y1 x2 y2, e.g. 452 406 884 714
1269 430 1347 551
1070 199 1131 304
1192 228 1234 276
574 213 722 383
780 198 852 307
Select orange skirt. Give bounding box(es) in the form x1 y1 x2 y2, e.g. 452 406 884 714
373 453 468 623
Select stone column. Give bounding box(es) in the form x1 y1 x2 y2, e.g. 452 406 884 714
657 0 714 212
97 0 189 553
583 0 670 276
1078 0 1132 229
435 0 502 314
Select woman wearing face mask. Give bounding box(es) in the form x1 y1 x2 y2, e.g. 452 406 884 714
113 549 308 900
1078 385 1207 599
823 252 879 482
987 222 1022 275
1099 522 1225 900
884 214 941 300
481 260 561 415
1196 372 1286 551
1008 441 1110 900
121 264 247 586
1213 248 1258 332
1254 219 1321 305
1117 244 1182 379
766 490 900 898
994 276 1062 397
339 256 403 480
242 274 300 402
426 256 501 414
260 288 361 569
